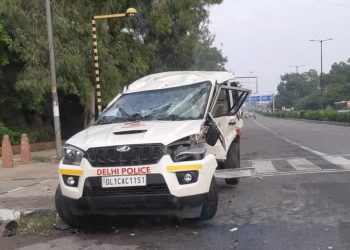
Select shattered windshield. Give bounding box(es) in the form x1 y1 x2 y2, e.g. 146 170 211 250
95 81 212 125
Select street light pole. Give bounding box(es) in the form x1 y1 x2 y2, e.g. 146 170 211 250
309 38 334 94
45 0 62 159
91 8 137 120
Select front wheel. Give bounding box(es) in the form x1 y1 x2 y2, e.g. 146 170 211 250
55 185 83 228
224 139 240 185
198 178 218 221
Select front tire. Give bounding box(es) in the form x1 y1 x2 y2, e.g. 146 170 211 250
55 185 83 228
224 139 240 185
198 178 218 221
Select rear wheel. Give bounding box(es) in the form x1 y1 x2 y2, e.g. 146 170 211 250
198 178 218 221
224 139 240 185
55 185 83 228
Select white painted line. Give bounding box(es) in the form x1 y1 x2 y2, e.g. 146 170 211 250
255 120 326 156
323 156 350 169
242 153 350 163
253 160 276 174
255 168 350 177
7 187 25 193
39 179 53 183
287 158 322 171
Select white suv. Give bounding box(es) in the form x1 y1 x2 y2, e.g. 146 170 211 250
55 71 251 227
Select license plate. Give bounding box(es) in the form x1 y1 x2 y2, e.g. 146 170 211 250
101 175 146 188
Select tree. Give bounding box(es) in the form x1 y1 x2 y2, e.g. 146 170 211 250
322 59 350 107
274 70 318 109
0 0 226 133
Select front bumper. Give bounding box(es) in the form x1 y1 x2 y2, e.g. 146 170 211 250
62 191 206 217
58 154 217 213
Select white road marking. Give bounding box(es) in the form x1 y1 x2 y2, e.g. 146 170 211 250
39 179 53 183
7 187 25 193
287 158 322 171
253 160 276 174
0 179 56 195
255 168 350 177
322 156 350 169
242 153 350 163
255 120 326 156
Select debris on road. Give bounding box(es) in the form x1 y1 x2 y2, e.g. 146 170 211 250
1 220 18 237
230 227 238 232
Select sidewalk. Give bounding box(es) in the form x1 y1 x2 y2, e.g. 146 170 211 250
0 150 59 220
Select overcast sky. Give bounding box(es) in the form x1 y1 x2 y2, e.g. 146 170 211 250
209 0 350 94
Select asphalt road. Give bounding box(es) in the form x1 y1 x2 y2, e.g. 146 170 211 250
2 115 350 250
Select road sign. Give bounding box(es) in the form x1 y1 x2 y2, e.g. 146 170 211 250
261 95 272 102
249 95 272 103
250 96 261 102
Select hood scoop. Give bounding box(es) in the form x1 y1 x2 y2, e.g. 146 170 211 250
113 130 147 135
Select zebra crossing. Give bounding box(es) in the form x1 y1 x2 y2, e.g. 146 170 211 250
243 154 350 178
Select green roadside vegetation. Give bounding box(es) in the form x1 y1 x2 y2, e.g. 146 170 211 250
18 210 56 234
0 0 227 143
265 58 350 123
263 110 350 123
274 59 350 111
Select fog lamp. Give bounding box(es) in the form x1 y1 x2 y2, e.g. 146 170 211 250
67 176 75 186
183 173 193 183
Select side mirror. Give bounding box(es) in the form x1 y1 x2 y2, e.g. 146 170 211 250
205 124 221 146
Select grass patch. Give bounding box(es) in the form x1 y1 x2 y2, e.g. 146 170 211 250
32 156 51 163
18 210 56 234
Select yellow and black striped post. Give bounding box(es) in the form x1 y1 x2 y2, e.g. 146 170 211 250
90 8 137 119
91 18 102 116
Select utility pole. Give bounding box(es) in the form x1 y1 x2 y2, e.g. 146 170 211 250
289 64 305 73
309 39 334 94
45 0 62 159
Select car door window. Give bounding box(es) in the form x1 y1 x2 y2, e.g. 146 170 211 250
212 88 229 117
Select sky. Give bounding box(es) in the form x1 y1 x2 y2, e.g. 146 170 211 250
209 0 350 95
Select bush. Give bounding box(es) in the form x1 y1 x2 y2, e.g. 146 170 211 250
0 123 54 146
262 110 350 123
0 123 21 146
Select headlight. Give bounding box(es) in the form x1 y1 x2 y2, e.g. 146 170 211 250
167 134 207 162
62 145 84 166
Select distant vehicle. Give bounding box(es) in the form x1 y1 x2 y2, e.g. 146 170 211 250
55 71 251 227
335 100 350 112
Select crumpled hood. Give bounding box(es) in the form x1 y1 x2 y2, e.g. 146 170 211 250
66 120 204 150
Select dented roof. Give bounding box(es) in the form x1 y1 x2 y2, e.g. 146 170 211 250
124 71 234 93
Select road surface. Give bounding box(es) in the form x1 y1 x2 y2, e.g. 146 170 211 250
2 115 350 250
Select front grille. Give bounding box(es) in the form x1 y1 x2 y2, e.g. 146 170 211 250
85 144 165 167
82 174 170 197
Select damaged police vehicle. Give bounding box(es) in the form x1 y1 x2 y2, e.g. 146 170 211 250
55 71 251 227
